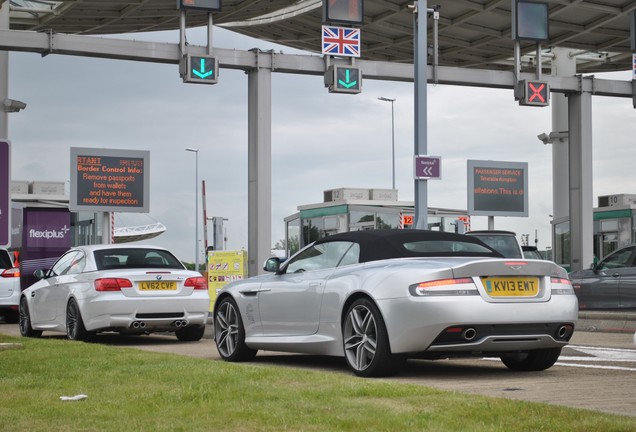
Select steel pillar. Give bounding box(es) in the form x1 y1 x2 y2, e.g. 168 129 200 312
567 88 594 272
247 56 272 276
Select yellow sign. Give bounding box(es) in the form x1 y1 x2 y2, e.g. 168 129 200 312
207 250 248 307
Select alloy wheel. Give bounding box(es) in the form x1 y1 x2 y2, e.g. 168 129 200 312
343 304 378 372
215 300 239 358
66 300 81 340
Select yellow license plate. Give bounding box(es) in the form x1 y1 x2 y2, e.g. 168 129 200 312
481 277 539 297
139 281 177 291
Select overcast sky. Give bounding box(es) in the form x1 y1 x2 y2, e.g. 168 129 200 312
6 26 635 263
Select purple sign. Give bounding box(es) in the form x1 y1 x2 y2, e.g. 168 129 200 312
0 140 10 247
414 155 441 180
20 208 71 290
24 208 72 249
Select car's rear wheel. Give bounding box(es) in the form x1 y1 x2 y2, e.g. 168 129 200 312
500 347 562 371
176 325 205 342
66 298 93 342
18 297 42 338
214 297 257 361
342 298 404 377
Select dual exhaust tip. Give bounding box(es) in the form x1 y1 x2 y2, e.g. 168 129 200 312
462 328 477 341
444 323 573 344
130 320 189 329
461 325 572 341
556 324 573 340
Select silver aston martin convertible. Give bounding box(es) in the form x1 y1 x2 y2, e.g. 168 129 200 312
214 230 577 377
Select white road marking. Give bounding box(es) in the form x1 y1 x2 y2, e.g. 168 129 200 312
483 345 636 372
554 362 636 372
567 345 636 361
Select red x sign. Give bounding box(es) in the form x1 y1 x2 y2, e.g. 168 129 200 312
520 80 550 107
528 82 545 102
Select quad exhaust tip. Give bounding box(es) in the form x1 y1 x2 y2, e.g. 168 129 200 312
173 320 188 328
131 321 146 329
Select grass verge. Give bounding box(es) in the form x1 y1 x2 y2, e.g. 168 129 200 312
0 334 634 432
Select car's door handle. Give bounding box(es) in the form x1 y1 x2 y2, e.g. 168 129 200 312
612 272 620 278
309 282 322 287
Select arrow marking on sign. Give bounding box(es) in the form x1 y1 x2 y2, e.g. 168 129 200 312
192 58 214 79
421 167 433 176
338 69 357 88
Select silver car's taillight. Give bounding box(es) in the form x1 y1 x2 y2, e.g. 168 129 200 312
550 277 575 295
409 278 479 297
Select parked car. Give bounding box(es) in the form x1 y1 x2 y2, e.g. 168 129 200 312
522 245 544 260
19 245 210 341
465 230 524 258
569 244 636 310
0 248 20 323
213 229 578 377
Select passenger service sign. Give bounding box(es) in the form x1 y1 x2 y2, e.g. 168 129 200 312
467 160 528 217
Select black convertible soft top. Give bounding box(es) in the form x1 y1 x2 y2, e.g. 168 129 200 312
313 229 502 263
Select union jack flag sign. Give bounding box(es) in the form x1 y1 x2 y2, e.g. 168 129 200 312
322 25 361 58
633 54 636 79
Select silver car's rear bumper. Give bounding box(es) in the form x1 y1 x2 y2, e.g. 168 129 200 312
378 294 578 354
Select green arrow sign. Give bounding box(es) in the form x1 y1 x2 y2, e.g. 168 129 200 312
331 66 361 94
338 69 357 88
192 58 214 79
184 55 218 85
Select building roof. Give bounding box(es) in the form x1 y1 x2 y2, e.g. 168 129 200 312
7 0 635 73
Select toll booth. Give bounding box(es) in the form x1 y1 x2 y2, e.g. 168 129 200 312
552 193 636 271
283 188 470 257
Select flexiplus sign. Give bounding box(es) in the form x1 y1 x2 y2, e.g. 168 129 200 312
207 250 248 306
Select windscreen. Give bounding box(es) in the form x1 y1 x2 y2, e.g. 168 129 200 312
94 248 185 270
403 240 497 255
470 235 522 258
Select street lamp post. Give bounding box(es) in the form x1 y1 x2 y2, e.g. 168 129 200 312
185 148 199 271
378 97 396 190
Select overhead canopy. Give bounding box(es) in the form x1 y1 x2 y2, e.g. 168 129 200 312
6 0 635 72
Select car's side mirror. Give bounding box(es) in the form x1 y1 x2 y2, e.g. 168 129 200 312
263 257 281 273
33 269 47 280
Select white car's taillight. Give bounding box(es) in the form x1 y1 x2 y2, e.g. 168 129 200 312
95 278 133 292
1 267 20 278
409 277 478 296
184 277 207 290
551 277 575 295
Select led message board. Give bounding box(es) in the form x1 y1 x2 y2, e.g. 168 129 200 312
70 148 150 213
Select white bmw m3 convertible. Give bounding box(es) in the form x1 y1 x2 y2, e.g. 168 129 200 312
19 245 209 342
214 230 578 377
